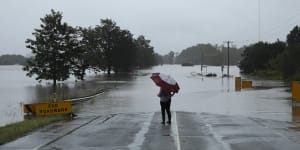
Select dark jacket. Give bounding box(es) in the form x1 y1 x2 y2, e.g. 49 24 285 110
158 89 172 102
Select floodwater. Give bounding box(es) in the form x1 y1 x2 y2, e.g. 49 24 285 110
0 65 134 127
0 65 297 127
78 65 295 123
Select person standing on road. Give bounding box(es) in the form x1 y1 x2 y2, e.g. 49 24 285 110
157 88 174 125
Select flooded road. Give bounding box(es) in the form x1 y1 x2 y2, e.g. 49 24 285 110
78 65 293 122
0 65 295 127
3 65 300 150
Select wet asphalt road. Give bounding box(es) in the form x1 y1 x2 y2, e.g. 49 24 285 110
2 111 300 150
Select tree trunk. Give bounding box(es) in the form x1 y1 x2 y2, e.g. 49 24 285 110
107 65 111 76
80 68 85 80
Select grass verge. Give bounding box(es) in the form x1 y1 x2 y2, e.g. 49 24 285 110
0 94 90 145
249 70 283 80
0 114 70 145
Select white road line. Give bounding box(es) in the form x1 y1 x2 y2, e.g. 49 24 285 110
128 112 154 150
206 124 231 150
174 112 182 150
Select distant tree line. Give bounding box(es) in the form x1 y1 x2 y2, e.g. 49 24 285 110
23 9 158 94
239 25 300 80
0 54 27 65
160 44 244 65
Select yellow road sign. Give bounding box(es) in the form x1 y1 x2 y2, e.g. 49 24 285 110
24 101 72 116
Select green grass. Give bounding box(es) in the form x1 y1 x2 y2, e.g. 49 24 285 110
0 91 95 145
0 114 70 145
71 104 81 114
249 70 283 80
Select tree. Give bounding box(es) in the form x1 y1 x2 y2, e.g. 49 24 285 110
111 29 136 73
23 9 80 99
153 53 163 65
280 26 300 79
95 19 121 75
135 35 155 67
0 54 27 65
175 44 242 65
163 51 175 64
283 47 300 79
77 27 104 76
239 41 286 74
269 40 286 71
239 42 271 73
94 19 138 74
287 26 300 46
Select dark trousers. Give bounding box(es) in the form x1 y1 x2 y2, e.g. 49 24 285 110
160 101 171 122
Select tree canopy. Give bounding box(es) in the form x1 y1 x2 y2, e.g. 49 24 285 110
239 25 300 80
24 10 81 94
135 35 156 67
23 9 158 98
174 44 243 66
0 54 27 65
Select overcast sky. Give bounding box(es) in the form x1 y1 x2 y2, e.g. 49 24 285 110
1 0 300 56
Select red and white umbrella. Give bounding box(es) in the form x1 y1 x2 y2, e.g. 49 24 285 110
150 73 180 93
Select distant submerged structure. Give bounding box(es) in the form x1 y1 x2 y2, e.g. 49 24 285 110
181 62 194 66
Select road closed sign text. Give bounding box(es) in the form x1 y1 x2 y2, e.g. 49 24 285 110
24 101 72 116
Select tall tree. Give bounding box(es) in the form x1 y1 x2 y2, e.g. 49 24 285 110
163 51 175 64
239 42 271 73
96 19 120 75
135 35 155 67
77 27 104 76
23 9 80 99
111 29 136 73
153 53 163 65
287 26 300 45
239 41 286 74
281 26 300 79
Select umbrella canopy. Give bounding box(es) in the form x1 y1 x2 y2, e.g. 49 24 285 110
150 73 180 93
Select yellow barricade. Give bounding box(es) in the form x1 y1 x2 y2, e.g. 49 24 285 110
235 77 241 91
242 80 252 89
23 101 72 116
292 81 300 102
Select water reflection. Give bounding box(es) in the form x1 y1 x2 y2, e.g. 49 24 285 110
292 106 300 122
